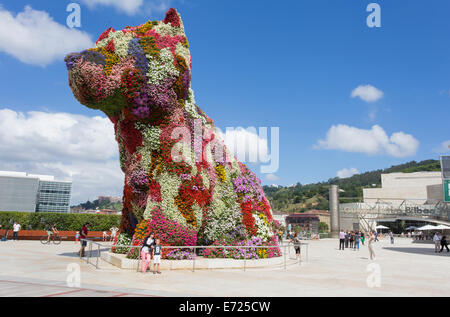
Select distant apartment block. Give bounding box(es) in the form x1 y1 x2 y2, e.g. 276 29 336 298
0 171 72 213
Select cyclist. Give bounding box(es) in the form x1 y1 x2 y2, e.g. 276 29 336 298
46 223 58 243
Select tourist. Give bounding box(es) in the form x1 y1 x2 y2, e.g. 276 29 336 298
339 229 345 250
110 226 119 242
140 233 155 273
152 238 162 274
349 231 354 248
75 231 80 244
344 231 349 248
389 231 394 244
291 233 301 260
374 231 379 242
78 222 90 257
439 235 449 253
12 222 21 241
433 232 441 253
368 232 376 260
354 231 360 251
46 223 58 243
361 232 365 245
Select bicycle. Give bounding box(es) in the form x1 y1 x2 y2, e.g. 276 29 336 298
40 234 62 245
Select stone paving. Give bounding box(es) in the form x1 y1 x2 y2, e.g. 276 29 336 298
0 237 448 297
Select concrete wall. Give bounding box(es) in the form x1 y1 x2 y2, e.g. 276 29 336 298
0 176 39 212
364 172 443 204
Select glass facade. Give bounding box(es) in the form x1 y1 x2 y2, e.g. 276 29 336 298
0 172 72 213
36 181 72 213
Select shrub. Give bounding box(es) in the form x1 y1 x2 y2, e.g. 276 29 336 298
0 211 120 231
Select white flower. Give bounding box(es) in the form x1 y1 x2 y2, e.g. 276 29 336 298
146 48 179 86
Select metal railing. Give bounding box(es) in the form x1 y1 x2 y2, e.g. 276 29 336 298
80 239 309 271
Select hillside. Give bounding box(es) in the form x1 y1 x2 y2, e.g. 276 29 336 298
263 159 441 214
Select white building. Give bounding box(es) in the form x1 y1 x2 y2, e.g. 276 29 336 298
363 172 443 205
0 171 72 213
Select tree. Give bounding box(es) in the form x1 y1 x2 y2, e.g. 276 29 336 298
319 222 329 233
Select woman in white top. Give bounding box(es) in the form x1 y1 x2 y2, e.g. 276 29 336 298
368 232 376 260
109 226 119 241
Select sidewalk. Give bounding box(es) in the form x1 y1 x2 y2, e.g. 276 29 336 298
0 238 448 297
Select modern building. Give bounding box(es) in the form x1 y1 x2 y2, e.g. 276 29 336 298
339 171 449 231
363 172 443 204
0 171 72 213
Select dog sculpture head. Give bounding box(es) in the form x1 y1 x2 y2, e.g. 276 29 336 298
65 8 191 120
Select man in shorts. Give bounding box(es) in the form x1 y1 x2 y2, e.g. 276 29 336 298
152 238 162 274
78 222 89 257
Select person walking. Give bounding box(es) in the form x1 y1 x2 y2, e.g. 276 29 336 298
439 235 449 253
354 231 360 251
291 233 301 260
12 222 21 241
433 232 441 253
344 231 349 248
361 232 365 245
374 231 379 242
339 229 345 250
78 222 89 257
368 232 376 260
389 231 394 244
349 231 354 248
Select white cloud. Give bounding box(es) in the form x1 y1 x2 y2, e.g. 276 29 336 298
351 85 384 103
218 127 270 164
435 140 450 153
316 124 419 157
80 0 174 15
0 6 93 66
337 168 359 179
80 0 144 15
0 109 123 204
265 174 279 181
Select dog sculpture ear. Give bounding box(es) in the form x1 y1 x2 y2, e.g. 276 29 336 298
163 8 181 27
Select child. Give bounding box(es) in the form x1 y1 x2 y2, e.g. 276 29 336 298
75 231 80 244
152 239 162 274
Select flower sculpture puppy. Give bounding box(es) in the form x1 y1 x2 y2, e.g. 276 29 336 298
66 9 278 253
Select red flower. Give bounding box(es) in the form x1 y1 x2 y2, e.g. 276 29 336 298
163 8 181 27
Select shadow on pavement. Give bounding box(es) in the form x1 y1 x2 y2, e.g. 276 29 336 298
383 247 450 256
58 247 110 258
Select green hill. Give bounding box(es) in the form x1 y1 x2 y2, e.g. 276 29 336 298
263 159 441 214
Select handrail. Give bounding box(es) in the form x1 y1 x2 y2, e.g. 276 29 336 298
79 239 309 271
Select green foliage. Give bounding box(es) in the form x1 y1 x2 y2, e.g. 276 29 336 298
319 222 329 233
264 159 440 214
0 211 120 231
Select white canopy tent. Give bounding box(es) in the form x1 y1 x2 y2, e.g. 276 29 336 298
417 225 438 231
434 224 450 230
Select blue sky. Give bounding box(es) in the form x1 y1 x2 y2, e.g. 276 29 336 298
0 0 449 202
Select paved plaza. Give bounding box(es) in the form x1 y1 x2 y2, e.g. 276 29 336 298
0 237 448 297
